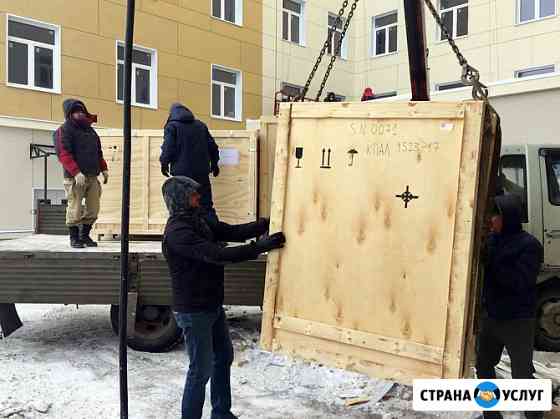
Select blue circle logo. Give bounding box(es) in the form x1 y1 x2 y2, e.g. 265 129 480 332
474 381 501 409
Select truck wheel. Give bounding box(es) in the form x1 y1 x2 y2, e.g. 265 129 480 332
536 286 560 352
110 305 183 353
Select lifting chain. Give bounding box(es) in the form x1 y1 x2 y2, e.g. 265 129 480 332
300 0 360 102
423 0 488 101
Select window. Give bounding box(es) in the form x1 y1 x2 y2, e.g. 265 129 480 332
212 65 242 121
515 65 555 78
373 91 397 99
499 155 528 222
327 13 347 58
212 0 243 25
283 0 304 45
281 82 304 98
436 80 466 91
518 0 556 23
545 150 560 206
373 11 398 56
7 15 60 93
439 0 468 40
116 43 157 108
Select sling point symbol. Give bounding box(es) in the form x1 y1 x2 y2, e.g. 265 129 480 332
395 186 419 208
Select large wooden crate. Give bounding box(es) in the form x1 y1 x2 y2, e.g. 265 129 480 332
94 129 257 236
261 101 500 384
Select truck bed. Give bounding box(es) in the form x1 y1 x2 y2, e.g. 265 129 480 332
0 235 266 306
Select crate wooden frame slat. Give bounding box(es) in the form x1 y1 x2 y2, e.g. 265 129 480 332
260 101 498 384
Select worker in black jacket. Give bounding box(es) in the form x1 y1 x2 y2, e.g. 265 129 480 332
162 176 285 419
476 194 544 419
160 103 220 225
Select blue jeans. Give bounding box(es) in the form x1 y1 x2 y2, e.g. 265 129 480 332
174 307 235 419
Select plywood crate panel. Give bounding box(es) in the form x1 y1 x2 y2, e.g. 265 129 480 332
95 129 257 236
261 101 499 384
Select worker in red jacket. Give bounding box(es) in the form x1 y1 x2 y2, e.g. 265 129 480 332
54 99 108 248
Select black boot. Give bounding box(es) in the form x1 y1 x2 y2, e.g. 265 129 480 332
69 226 84 249
80 224 98 247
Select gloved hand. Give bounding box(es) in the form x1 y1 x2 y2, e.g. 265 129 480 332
212 165 220 178
161 164 170 178
102 170 109 185
255 217 270 237
255 232 286 253
74 172 87 187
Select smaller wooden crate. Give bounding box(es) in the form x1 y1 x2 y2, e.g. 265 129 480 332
94 129 258 237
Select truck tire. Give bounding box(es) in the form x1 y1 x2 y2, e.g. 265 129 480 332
110 305 183 353
535 285 560 352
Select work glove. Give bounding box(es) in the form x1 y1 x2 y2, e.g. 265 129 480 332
161 164 170 178
74 172 87 187
255 232 286 253
102 170 109 185
212 165 220 178
255 217 270 237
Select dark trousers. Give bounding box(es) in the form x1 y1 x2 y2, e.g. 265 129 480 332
174 307 235 419
476 317 543 419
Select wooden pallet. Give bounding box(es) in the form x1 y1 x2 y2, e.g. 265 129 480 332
260 101 500 384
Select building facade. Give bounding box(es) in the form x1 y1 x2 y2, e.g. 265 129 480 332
263 0 560 117
0 0 263 129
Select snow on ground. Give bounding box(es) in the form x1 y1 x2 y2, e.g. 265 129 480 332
0 304 531 419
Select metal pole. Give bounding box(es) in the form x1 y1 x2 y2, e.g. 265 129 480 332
43 155 48 202
119 1 136 418
404 0 430 101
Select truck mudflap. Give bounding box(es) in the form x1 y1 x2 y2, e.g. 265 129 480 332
0 303 22 338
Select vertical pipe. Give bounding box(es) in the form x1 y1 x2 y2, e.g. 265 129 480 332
43 155 48 202
404 0 430 101
119 1 136 418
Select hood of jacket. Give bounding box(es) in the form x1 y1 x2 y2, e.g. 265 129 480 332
495 194 523 235
62 99 90 120
167 103 195 125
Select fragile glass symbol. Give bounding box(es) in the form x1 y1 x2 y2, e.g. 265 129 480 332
295 147 303 168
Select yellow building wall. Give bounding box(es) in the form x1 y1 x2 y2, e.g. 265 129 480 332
0 0 263 129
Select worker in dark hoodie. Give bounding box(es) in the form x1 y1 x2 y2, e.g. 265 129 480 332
162 176 285 419
54 99 108 249
476 194 544 419
160 103 220 225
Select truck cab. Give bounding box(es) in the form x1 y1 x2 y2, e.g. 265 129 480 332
501 145 560 351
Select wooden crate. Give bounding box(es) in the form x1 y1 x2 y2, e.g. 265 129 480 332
94 129 257 237
260 101 500 384
257 116 278 218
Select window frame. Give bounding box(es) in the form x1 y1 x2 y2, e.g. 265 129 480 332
543 150 560 207
211 0 244 26
517 0 557 24
515 64 556 79
211 64 243 122
6 14 61 94
282 0 305 46
372 10 398 57
499 154 529 222
327 12 348 60
373 91 398 100
437 0 468 41
435 80 467 91
115 41 158 110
